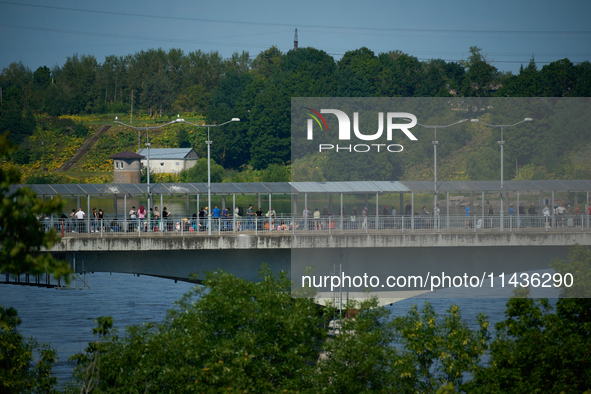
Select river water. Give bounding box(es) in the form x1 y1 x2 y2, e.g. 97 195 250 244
0 272 553 387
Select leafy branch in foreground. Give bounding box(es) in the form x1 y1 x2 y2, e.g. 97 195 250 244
0 133 70 278
1 132 72 393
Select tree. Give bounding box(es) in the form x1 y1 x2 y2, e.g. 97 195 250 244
179 157 224 183
316 299 489 393
0 133 70 392
460 46 500 97
466 147 500 180
262 163 289 182
140 73 174 117
251 46 284 79
0 134 69 277
69 267 328 392
0 306 59 394
469 247 591 393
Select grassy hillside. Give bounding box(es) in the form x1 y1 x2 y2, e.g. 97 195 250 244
4 112 591 185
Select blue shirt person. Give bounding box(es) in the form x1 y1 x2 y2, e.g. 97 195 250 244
212 206 220 218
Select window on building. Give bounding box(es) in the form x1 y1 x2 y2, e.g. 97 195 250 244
115 161 119 169
176 162 180 166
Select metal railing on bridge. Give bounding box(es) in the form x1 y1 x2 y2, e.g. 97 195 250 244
40 213 591 237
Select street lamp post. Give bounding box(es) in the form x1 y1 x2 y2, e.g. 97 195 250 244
470 118 532 231
114 116 184 225
415 119 468 227
176 117 240 235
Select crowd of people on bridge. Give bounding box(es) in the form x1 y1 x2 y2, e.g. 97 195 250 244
39 199 591 234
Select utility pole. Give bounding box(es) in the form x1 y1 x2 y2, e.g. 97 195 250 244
294 29 298 50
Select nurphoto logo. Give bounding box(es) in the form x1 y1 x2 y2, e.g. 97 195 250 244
305 107 418 153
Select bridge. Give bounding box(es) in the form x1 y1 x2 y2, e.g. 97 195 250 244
6 180 591 302
45 215 590 303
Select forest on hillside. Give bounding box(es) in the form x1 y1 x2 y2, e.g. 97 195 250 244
1 45 590 183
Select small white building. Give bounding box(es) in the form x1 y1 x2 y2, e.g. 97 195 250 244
136 148 198 174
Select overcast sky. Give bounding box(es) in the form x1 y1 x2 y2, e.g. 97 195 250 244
1 0 590 74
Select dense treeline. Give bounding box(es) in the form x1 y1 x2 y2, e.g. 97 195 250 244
1 46 591 178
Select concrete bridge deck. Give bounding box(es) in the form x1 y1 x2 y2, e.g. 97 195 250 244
52 229 591 252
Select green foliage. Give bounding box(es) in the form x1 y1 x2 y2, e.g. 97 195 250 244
551 245 591 298
21 171 78 184
0 133 70 393
3 46 591 181
469 287 591 393
466 147 500 180
391 303 489 393
69 267 327 392
0 134 71 277
225 165 264 183
0 306 59 394
179 157 224 183
262 163 289 182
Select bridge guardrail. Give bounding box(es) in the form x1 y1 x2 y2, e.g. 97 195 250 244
38 213 591 237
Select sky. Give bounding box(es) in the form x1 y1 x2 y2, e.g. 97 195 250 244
1 0 591 75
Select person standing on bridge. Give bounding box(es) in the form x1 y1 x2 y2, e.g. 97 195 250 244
138 205 146 232
465 203 471 229
519 203 526 228
247 205 254 230
75 208 86 233
314 208 322 230
528 204 537 228
574 205 581 227
487 205 494 229
162 207 171 231
256 207 263 230
222 207 229 230
212 206 221 231
129 206 137 232
198 207 205 231
154 207 161 231
91 208 98 232
268 206 276 230
98 208 105 233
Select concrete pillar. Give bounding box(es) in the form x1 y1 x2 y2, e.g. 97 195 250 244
364 194 368 210
481 192 485 228
233 194 236 231
375 192 379 230
587 191 590 228
329 194 333 214
186 195 190 216
197 194 199 213
516 192 521 228
551 191 555 228
258 194 261 210
304 193 308 230
87 195 91 233
268 193 272 230
446 192 450 230
113 195 117 217
222 195 226 211
340 193 343 230
411 192 414 230
399 193 404 217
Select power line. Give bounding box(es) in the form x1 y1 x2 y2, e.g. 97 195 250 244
2 1 591 36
